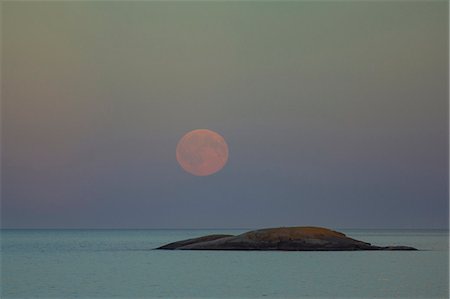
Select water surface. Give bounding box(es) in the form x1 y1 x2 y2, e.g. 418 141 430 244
1 229 448 298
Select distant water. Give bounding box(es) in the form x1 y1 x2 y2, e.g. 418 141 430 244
1 229 448 298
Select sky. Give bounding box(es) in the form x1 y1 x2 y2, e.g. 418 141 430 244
1 1 448 229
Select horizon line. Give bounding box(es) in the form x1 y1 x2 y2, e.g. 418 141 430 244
1 226 448 231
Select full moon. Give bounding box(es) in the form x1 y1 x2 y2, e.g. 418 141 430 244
176 129 229 176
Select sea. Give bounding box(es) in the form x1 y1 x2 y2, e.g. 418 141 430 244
1 229 448 298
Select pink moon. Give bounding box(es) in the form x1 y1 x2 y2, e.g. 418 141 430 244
176 129 229 176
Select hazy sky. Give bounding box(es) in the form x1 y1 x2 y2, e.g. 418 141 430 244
2 1 448 229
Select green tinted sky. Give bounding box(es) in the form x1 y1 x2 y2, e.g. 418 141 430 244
2 1 448 228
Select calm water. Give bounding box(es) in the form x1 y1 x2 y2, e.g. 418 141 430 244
1 229 448 298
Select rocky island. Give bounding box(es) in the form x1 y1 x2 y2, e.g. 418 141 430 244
156 226 417 251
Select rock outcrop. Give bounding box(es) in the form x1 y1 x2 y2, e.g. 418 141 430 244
156 226 417 251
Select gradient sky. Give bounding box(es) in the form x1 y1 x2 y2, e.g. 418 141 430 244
2 1 448 229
